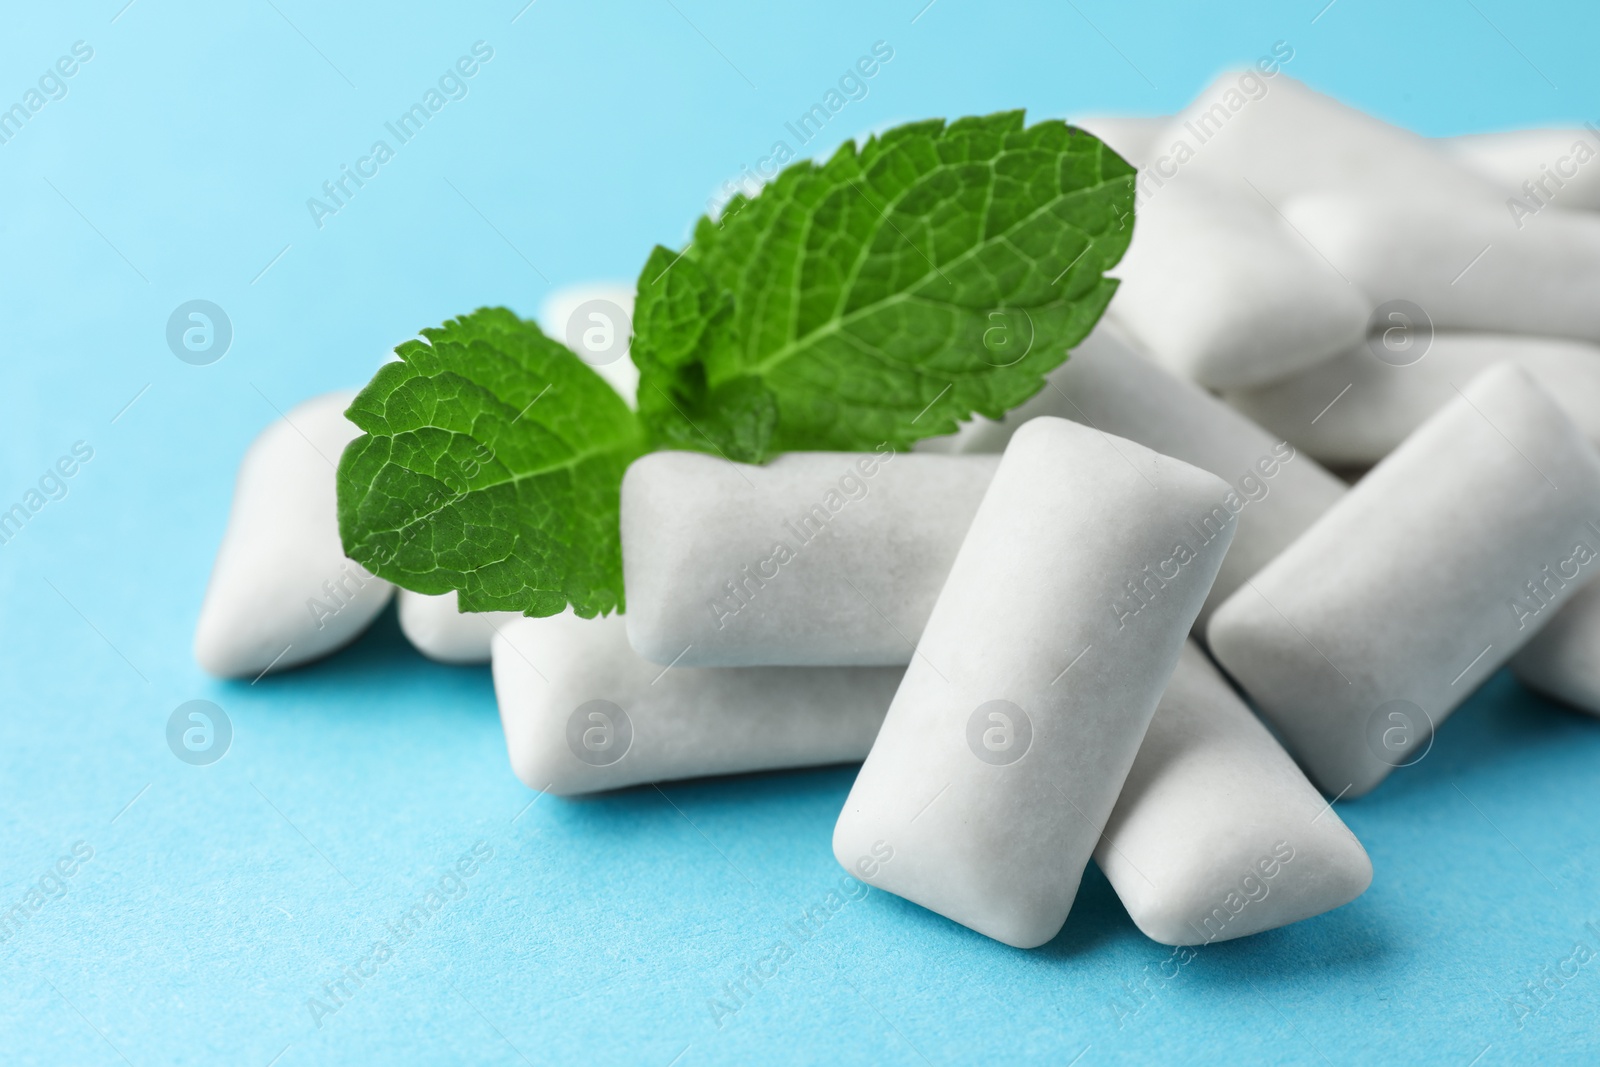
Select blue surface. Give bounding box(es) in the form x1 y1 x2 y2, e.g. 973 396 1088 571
3 1 1599 1062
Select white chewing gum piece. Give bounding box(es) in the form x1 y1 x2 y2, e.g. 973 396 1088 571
398 589 519 665
1224 332 1600 468
932 322 1348 632
1106 172 1370 389
194 391 393 678
1097 642 1372 946
1208 363 1600 797
621 451 999 667
1443 129 1600 212
1284 194 1600 342
833 417 1236 948
492 612 902 796
1146 72 1500 204
1513 579 1600 718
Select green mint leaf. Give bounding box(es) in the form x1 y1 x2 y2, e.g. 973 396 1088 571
631 111 1136 458
337 307 647 618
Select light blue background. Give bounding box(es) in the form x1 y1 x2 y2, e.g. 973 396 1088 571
3 1 1599 1063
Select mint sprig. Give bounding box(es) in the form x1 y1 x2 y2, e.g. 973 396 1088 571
337 112 1134 617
